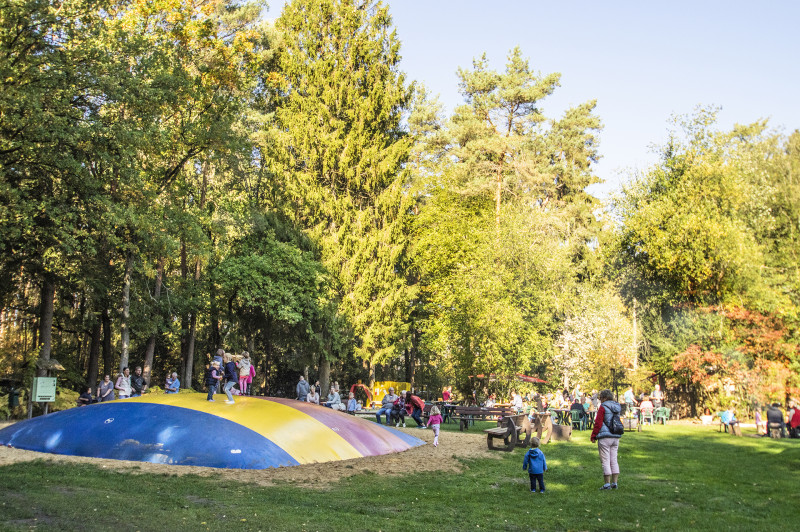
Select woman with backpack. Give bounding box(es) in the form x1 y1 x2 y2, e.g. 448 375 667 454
590 389 623 490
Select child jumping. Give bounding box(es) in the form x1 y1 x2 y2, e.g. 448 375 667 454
426 405 444 447
522 437 547 493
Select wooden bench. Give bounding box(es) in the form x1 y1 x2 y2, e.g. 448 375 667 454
484 413 532 451
451 406 519 431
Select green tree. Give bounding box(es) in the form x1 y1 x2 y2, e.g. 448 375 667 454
267 0 414 388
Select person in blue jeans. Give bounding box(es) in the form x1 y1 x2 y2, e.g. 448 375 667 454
376 387 398 425
523 437 548 493
223 352 238 404
206 361 221 401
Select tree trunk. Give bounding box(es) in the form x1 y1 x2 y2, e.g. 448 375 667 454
184 312 197 388
119 252 133 371
320 357 331 398
179 237 189 382
36 276 55 378
143 258 164 387
209 264 219 350
28 276 56 418
102 307 113 377
495 165 503 226
368 360 375 390
87 319 101 391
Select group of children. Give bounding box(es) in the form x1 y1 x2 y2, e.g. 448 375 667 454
205 350 255 404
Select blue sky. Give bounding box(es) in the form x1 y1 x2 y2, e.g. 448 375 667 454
270 1 800 199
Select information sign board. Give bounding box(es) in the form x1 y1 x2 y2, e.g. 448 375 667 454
32 377 57 402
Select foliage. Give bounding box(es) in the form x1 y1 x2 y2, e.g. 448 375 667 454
267 0 415 375
610 109 800 406
410 48 604 395
554 287 637 391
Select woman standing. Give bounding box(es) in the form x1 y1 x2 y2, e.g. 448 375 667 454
590 389 623 490
115 368 131 399
99 375 115 401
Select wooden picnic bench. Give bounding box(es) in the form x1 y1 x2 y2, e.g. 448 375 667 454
484 413 532 451
482 411 561 450
451 406 519 431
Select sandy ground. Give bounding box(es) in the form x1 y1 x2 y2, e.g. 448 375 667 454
0 422 499 487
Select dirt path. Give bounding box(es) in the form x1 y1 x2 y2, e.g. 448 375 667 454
0 423 499 487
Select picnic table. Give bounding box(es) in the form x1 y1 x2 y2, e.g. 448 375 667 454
550 408 571 425
451 405 520 431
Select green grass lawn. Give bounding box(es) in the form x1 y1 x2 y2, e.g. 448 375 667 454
1 424 798 531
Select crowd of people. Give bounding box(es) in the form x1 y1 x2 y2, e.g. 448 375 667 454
77 365 184 406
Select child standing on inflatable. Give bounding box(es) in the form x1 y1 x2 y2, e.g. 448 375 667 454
426 405 444 447
238 351 252 396
247 363 256 395
223 352 238 404
206 361 222 402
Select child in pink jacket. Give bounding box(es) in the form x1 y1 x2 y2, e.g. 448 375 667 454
426 405 444 447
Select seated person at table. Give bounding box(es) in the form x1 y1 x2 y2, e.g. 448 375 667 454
582 395 592 412
639 396 654 412
484 394 497 408
570 398 586 419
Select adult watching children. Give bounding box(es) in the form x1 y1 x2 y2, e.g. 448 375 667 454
590 389 623 490
376 387 398 425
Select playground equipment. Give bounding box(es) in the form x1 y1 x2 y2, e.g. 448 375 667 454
370 381 411 407
0 393 424 469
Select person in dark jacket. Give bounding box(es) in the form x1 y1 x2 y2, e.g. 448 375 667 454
590 389 622 490
522 437 548 493
131 366 147 397
766 403 787 438
296 376 310 401
222 353 238 404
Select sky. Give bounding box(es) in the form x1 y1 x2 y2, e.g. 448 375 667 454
269 1 800 200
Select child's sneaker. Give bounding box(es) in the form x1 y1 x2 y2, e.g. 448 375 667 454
402 423 406 427
539 490 545 493
207 399 215 402
600 483 612 490
225 400 235 404
611 483 618 489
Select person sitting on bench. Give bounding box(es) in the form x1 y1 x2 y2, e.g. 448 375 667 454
767 403 787 438
720 408 739 430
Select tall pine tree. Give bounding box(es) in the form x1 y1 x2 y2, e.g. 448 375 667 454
268 0 414 387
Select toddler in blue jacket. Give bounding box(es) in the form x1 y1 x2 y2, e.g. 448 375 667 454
522 437 547 493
